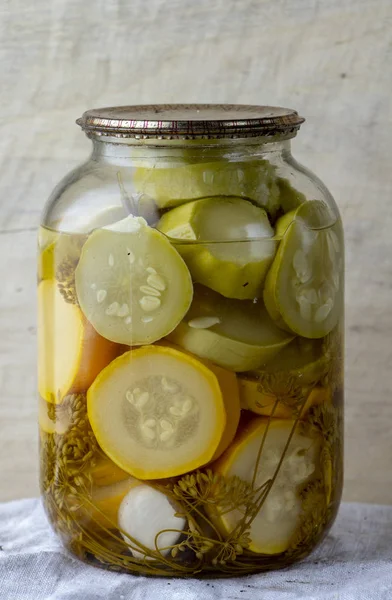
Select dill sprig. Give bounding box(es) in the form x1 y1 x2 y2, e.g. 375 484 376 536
172 469 257 513
255 371 308 413
41 394 98 508
40 389 342 575
57 258 79 305
55 235 87 305
288 399 342 555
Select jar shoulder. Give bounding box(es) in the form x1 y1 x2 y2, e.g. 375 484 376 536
41 151 342 234
41 159 131 233
274 153 341 221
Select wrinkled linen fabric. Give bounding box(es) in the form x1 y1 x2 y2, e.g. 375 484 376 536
0 498 391 600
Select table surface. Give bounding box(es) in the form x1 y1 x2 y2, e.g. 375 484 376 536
1 498 392 600
0 0 391 503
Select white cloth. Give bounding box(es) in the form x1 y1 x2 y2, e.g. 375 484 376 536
0 499 391 600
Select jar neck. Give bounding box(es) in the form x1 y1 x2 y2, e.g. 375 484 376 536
89 135 293 166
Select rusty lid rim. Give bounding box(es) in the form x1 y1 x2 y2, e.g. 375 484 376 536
76 104 305 140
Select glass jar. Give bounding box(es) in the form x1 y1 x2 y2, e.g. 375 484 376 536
38 105 344 577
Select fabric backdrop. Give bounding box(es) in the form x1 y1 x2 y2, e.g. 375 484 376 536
0 0 391 503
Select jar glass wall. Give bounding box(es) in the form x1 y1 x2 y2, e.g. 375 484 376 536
38 106 343 577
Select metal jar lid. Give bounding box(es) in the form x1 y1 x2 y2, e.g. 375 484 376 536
76 104 305 140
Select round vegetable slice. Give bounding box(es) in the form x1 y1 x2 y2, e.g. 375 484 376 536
209 418 321 554
157 197 276 300
38 280 122 403
87 344 239 479
264 201 343 338
119 484 186 559
133 159 281 217
167 286 293 372
75 215 193 345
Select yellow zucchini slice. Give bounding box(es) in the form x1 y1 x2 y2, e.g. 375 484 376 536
38 279 122 403
87 344 240 479
209 418 320 554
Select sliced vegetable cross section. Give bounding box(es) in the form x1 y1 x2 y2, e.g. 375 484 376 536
157 197 276 299
38 279 122 403
87 344 240 479
264 201 343 338
209 418 321 554
75 215 193 345
168 286 294 372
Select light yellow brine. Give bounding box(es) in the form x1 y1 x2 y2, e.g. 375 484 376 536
39 105 343 577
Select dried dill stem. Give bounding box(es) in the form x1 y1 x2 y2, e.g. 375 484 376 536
306 402 338 447
166 471 256 565
41 394 185 571
41 390 341 573
209 531 251 566
40 393 98 510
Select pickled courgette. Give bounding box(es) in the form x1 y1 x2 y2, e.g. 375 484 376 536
158 197 276 299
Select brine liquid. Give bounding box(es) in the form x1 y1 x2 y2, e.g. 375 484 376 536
39 223 343 577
